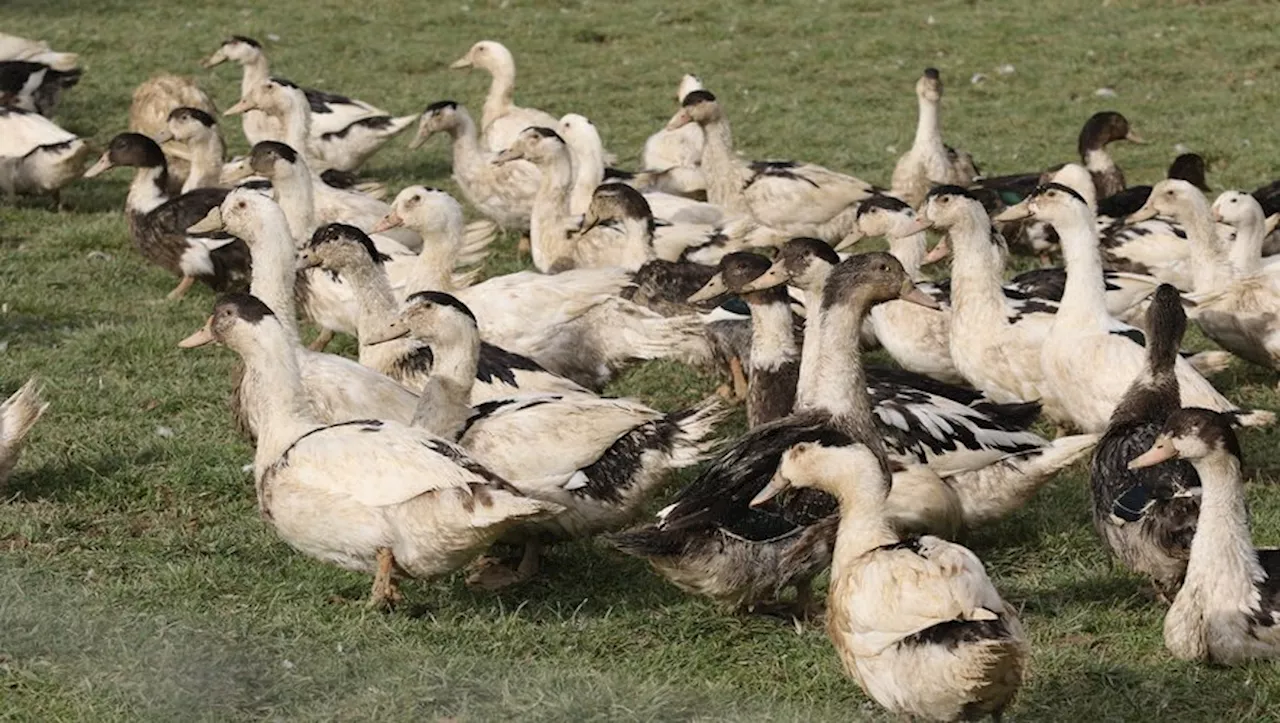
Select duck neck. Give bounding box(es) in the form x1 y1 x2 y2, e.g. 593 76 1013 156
613 217 657 268
699 117 750 214
238 53 271 99
242 325 316 475
912 94 945 156
273 95 312 163
340 262 401 349
1110 327 1180 426
1181 453 1262 608
567 137 605 217
447 111 486 176
1227 214 1267 277
270 166 317 245
1083 147 1123 196
126 165 171 216
480 59 516 130
803 299 873 427
529 151 576 272
183 134 225 192
429 327 481 396
246 215 304 347
794 275 828 410
747 293 800 375
404 224 462 295
831 489 900 572
888 231 928 282
1054 207 1112 329
1179 201 1234 293
946 215 1009 331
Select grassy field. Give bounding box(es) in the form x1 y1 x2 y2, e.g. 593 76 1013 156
4 0 1280 720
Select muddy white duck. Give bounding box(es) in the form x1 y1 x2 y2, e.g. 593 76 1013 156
1129 408 1280 663
225 77 417 173
84 133 249 300
127 74 220 193
449 40 559 153
1135 182 1280 373
363 291 724 587
1091 284 1201 598
640 73 707 197
186 189 421 439
667 90 874 242
0 379 48 487
179 293 561 609
0 58 80 116
1019 182 1273 432
152 107 224 193
754 441 1027 722
890 68 977 208
0 105 91 202
409 100 539 233
0 32 78 71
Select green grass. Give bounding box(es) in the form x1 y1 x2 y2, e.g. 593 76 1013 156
4 0 1280 720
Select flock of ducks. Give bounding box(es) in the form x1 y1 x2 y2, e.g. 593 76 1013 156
6 29 1280 721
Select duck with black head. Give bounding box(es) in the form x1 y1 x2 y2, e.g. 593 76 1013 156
1129 408 1280 663
84 132 249 300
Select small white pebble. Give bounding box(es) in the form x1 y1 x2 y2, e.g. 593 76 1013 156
926 15 936 24
1086 50 1096 58
1 302 8 313
996 64 1015 75
266 33 281 41
155 426 175 439
239 8 251 15
241 463 254 473
885 145 898 154
1152 32 1162 39
86 250 113 262
185 21 194 28
0 341 8 353
281 660 295 670
970 73 987 85
1094 87 1117 98
1243 79 1256 87
1242 139 1252 147
336 643 344 653
1174 143 1191 155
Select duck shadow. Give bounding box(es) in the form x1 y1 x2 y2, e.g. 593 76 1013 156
3 448 162 503
1013 573 1153 616
0 308 96 350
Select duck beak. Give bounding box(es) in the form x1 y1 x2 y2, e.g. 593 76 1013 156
187 207 223 234
449 55 473 70
364 319 409 346
687 272 729 304
220 159 255 185
1128 437 1177 469
993 200 1032 223
900 280 940 309
922 237 951 266
1124 130 1147 145
370 212 403 234
750 471 792 508
1267 214 1280 236
224 98 256 116
577 211 601 236
492 147 523 165
199 50 227 69
296 250 322 270
82 152 114 178
834 226 865 252
153 129 175 145
1126 204 1159 224
178 316 216 348
408 123 432 150
1211 206 1224 223
665 109 693 131
890 216 933 239
737 261 788 293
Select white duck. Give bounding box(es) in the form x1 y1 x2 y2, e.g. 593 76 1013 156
364 291 724 587
225 77 416 173
1129 408 1280 663
409 100 539 232
890 68 977 207
752 441 1027 722
152 106 224 193
1 379 48 487
178 293 561 609
0 33 78 71
0 106 90 201
186 189 421 438
639 73 707 197
450 40 559 153
1014 182 1273 432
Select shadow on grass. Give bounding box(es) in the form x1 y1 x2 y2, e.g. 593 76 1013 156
3 448 162 503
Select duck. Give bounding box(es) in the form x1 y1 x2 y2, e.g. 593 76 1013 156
0 59 80 116
297 222 698 393
1090 284 1201 598
178 292 561 609
127 75 221 194
889 68 977 208
1134 182 1280 373
612 253 1094 613
152 107 224 193
1013 182 1272 432
1128 408 1280 663
0 105 91 202
186 189 422 439
558 112 724 224
667 90 874 242
225 78 417 173
409 100 539 232
0 32 78 71
755 441 1027 722
449 40 560 153
1215 189 1280 277
1096 153 1210 222
0 379 48 487
639 73 707 198
83 133 250 300
363 291 725 587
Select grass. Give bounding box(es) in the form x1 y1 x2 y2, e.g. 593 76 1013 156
3 0 1280 719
